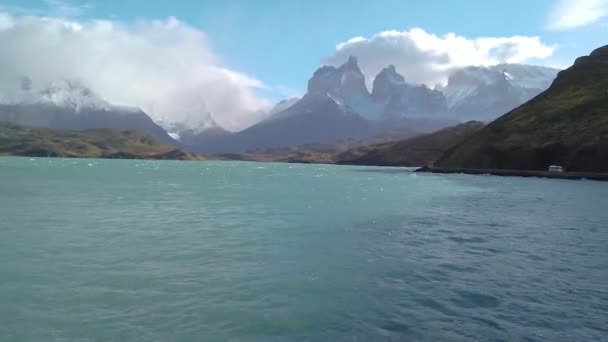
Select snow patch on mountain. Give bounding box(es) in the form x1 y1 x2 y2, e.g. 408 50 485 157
490 64 559 90
39 80 112 111
3 79 118 112
266 57 559 125
437 64 560 121
372 65 447 117
156 111 221 141
304 56 384 120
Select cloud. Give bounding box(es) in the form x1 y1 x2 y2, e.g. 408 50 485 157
323 28 556 87
547 0 608 31
0 12 271 131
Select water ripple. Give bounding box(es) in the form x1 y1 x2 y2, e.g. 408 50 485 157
0 158 607 341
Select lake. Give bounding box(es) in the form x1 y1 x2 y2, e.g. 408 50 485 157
1 157 607 341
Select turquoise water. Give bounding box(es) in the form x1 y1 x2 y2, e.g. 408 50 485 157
1 157 607 341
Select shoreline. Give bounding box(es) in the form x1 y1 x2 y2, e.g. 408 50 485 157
415 166 608 182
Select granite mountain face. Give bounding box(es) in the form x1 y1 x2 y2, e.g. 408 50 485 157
371 65 447 118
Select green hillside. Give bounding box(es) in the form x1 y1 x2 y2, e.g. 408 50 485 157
436 45 608 172
335 121 484 166
0 123 204 160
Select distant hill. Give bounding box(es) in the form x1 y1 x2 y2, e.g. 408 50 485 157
436 45 608 173
211 120 428 163
335 121 484 166
221 121 484 165
0 123 203 160
190 96 379 153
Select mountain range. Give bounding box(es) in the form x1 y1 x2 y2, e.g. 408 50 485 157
241 44 606 173
0 58 559 154
184 57 558 153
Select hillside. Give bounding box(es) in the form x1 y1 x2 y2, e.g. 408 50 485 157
436 45 608 173
0 80 176 144
335 121 484 166
0 123 203 160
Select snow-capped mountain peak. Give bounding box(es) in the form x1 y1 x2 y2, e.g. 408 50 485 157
0 78 136 114
371 65 447 117
303 56 383 119
375 65 406 86
490 64 559 90
0 78 174 142
156 111 222 141
17 79 113 111
440 64 560 120
371 65 407 101
442 66 519 110
307 55 367 95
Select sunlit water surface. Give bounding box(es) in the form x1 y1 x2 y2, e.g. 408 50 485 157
1 157 607 341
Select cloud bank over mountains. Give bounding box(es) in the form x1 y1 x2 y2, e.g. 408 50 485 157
323 28 555 88
0 12 271 131
0 10 559 131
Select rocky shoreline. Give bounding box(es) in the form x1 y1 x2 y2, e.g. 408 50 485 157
415 166 608 181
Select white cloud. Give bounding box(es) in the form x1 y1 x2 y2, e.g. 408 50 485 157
323 28 556 87
547 0 608 31
0 12 271 131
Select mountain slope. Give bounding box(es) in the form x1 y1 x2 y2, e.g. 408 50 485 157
372 65 447 117
305 56 382 120
336 121 484 166
0 80 176 144
441 64 559 121
436 45 608 172
0 123 203 160
266 97 300 117
193 96 379 153
191 58 386 153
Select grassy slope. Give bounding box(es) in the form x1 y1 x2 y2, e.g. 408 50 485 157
0 123 204 160
437 45 608 172
335 121 485 166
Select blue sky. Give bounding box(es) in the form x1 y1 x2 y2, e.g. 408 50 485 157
0 0 606 129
